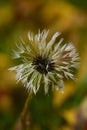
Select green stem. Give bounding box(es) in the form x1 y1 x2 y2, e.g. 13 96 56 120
21 92 32 130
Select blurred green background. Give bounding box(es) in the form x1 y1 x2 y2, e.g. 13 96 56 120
0 0 87 130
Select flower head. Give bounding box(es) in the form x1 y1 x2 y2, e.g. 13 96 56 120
10 30 79 94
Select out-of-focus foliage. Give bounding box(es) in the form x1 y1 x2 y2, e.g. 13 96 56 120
64 0 87 9
0 0 87 130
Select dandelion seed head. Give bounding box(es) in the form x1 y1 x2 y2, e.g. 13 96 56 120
9 30 79 94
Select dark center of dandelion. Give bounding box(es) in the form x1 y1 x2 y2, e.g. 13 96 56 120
32 56 55 74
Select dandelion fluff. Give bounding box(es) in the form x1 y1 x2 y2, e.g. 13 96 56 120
9 30 79 94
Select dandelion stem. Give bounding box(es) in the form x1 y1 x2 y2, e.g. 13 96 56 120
21 92 32 130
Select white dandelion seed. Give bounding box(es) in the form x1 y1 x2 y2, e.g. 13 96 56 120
9 30 79 94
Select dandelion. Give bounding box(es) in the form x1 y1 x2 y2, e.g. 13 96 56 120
9 30 79 94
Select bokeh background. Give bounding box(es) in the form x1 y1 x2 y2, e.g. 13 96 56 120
0 0 87 130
